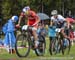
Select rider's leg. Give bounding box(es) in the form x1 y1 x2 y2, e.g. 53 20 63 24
32 27 39 48
70 32 74 46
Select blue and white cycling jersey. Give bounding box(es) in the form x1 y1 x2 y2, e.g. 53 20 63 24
51 15 66 28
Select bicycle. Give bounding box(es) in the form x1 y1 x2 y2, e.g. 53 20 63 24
15 25 46 57
49 28 71 55
49 28 64 55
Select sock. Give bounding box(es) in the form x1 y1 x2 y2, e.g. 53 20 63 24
35 40 39 46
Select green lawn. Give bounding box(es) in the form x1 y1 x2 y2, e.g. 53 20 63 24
0 37 75 60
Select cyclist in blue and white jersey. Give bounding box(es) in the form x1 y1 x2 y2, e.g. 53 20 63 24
48 10 67 53
51 10 66 28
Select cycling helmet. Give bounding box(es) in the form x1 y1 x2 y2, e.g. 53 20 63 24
11 15 18 22
51 10 58 15
22 6 30 13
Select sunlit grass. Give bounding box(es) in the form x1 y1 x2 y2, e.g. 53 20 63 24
0 37 75 60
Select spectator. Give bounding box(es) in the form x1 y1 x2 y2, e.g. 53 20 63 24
2 16 18 54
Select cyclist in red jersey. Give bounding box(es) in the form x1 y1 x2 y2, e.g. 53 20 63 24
66 17 75 45
16 6 40 48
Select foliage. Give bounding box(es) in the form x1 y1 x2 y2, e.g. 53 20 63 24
0 0 75 22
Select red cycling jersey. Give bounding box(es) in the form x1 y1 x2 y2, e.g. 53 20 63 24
66 17 74 24
20 10 38 26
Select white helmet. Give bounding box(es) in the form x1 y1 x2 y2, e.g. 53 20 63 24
22 6 30 13
51 10 58 15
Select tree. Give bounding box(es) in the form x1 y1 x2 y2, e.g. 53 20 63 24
1 0 75 21
1 0 12 20
0 0 2 18
1 0 21 21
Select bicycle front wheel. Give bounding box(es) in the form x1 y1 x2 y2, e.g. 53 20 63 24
15 34 30 57
62 38 71 55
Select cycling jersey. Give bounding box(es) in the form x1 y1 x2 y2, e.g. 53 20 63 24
20 10 39 26
65 17 75 39
66 17 74 25
51 15 66 28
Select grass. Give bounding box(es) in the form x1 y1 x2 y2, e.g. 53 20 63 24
0 37 75 60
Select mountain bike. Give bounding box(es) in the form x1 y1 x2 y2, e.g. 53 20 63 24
49 28 71 55
49 28 64 55
15 25 46 57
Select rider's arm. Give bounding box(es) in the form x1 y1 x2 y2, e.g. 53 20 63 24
18 12 24 25
50 17 54 27
27 20 29 26
61 28 69 38
35 15 40 24
33 15 40 26
18 16 23 25
58 15 66 21
65 18 71 29
50 20 54 27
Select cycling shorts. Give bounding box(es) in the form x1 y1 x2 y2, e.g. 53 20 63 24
32 27 37 31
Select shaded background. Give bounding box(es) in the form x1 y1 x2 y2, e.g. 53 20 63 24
0 0 75 25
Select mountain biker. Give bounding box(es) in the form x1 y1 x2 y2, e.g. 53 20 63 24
51 10 71 47
50 10 70 48
50 10 67 37
16 6 40 48
51 10 66 28
3 15 18 54
66 16 75 45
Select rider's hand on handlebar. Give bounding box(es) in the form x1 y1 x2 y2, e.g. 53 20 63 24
67 36 70 39
64 35 70 39
15 24 21 28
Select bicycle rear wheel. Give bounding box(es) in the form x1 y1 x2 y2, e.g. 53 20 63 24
35 35 46 56
15 34 30 57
